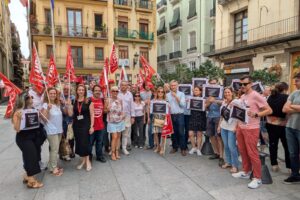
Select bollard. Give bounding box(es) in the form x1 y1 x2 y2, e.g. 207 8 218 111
201 135 214 155
250 152 273 184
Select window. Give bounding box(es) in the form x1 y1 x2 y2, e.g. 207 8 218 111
67 9 82 36
46 45 53 59
118 46 129 59
173 35 181 52
189 31 196 48
45 9 51 25
71 46 83 68
139 22 149 40
187 0 196 19
118 20 128 37
140 47 149 61
95 47 104 61
190 61 196 70
234 10 248 44
159 40 166 56
94 14 103 31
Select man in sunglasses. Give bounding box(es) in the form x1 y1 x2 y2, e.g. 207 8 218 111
232 75 272 189
282 72 300 184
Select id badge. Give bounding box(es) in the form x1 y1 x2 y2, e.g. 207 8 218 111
77 115 84 120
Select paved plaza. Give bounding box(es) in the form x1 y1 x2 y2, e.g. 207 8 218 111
0 106 299 200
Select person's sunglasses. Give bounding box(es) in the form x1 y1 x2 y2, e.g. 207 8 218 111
112 90 118 93
295 79 300 83
135 95 140 97
157 91 164 93
239 82 251 86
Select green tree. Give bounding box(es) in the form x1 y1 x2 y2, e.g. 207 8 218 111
193 60 224 80
250 69 279 85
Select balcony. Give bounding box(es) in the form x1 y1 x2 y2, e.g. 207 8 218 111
210 8 216 18
157 0 167 14
169 51 182 60
114 28 154 43
135 0 153 13
30 23 108 40
218 0 233 5
114 0 132 10
169 20 182 32
187 46 197 54
157 55 167 62
157 27 167 37
169 0 181 6
206 16 300 56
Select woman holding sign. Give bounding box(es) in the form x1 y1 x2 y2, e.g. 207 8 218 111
72 84 95 171
150 87 169 155
188 86 206 156
217 87 239 173
12 94 43 188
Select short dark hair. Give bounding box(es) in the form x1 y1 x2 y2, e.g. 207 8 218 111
92 84 101 92
240 75 252 81
294 72 300 79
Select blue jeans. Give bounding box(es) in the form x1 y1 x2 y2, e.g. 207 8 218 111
89 129 105 158
171 114 186 150
184 115 190 145
221 128 239 168
147 114 154 148
286 127 300 177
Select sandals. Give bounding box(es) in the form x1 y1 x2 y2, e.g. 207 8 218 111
27 178 43 189
230 167 238 173
51 168 63 176
221 163 232 169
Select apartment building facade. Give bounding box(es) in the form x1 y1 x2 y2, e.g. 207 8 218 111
156 0 215 73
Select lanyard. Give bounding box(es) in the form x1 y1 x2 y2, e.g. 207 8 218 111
77 101 83 115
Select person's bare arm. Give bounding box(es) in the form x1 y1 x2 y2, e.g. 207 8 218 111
89 102 95 134
283 100 297 114
12 110 22 132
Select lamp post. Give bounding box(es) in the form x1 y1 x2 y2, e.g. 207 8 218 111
133 52 139 69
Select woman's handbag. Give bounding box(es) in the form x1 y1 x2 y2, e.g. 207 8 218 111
66 124 74 140
59 136 71 157
154 118 165 127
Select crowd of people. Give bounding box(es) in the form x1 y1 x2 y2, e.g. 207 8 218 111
11 73 300 189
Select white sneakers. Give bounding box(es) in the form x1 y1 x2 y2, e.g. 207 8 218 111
189 148 202 156
248 178 262 189
232 171 262 189
122 149 130 155
232 171 250 179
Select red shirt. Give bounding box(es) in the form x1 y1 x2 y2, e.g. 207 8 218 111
91 97 105 131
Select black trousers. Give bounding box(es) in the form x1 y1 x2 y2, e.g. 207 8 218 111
266 123 291 168
36 124 47 161
132 116 145 147
16 130 41 176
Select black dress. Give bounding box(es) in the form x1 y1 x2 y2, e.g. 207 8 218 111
73 100 91 157
189 110 207 131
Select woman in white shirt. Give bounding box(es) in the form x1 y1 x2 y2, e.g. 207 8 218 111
41 87 72 176
217 87 239 173
132 93 146 148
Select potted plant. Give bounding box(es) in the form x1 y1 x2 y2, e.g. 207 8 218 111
55 25 62 35
101 24 107 38
30 15 39 34
93 31 97 37
43 25 51 34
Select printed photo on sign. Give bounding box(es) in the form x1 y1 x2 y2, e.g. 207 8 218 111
152 102 167 114
230 79 241 91
188 97 205 111
25 112 39 128
178 84 192 96
203 84 223 99
230 105 248 123
252 82 264 94
192 78 208 88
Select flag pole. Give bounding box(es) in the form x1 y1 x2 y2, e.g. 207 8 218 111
27 0 32 63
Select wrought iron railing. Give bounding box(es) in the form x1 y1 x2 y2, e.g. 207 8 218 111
187 46 197 53
136 0 153 10
157 0 167 10
157 27 167 36
30 23 108 39
114 0 132 7
114 28 154 41
169 20 182 31
169 51 182 59
157 55 167 62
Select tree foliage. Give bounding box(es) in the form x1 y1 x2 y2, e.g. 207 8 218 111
250 68 279 85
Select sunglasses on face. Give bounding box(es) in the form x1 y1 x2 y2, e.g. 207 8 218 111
239 82 251 86
112 90 118 93
157 91 164 93
135 95 140 97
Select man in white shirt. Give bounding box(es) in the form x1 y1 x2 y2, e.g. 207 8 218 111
118 81 135 155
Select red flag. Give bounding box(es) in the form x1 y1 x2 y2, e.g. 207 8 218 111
65 43 77 82
0 72 22 118
162 114 174 138
45 55 59 87
109 43 118 74
140 55 156 82
29 43 45 93
20 0 28 7
137 69 145 91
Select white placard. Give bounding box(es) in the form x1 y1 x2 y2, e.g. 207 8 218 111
192 78 208 88
187 97 205 111
202 84 224 99
178 84 192 96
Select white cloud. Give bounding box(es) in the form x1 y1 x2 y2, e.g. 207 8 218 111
9 1 29 58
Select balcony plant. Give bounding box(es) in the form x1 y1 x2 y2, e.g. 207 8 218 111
101 24 107 38
93 31 98 38
30 15 39 34
43 25 51 34
55 25 62 35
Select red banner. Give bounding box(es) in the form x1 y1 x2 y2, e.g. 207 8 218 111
162 114 174 138
109 43 118 74
45 55 59 87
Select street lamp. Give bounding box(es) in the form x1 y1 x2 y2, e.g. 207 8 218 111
133 52 139 68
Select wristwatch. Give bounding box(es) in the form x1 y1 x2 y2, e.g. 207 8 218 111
254 113 259 118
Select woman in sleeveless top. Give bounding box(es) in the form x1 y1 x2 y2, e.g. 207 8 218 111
72 84 95 171
105 86 125 161
12 93 43 188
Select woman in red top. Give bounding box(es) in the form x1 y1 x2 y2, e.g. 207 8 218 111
89 85 106 163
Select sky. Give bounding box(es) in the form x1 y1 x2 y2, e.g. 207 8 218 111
9 0 29 58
